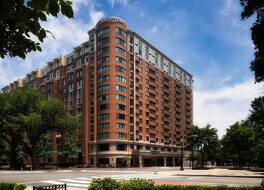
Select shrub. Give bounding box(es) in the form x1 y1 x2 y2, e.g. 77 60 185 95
14 184 26 190
120 178 154 190
0 183 16 190
88 177 120 190
0 183 26 190
155 185 263 190
87 178 263 190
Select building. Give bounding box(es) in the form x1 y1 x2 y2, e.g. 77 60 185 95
2 16 193 167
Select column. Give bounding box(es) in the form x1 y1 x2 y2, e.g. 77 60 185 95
173 157 176 167
127 157 131 167
93 156 97 167
139 156 143 168
110 157 116 167
163 157 167 167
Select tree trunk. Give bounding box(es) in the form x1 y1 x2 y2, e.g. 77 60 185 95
191 148 194 167
10 138 18 170
30 144 38 170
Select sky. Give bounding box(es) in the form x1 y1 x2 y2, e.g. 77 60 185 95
0 0 263 137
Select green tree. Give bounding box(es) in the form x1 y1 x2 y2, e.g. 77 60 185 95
0 138 9 163
186 125 201 166
249 96 264 137
240 0 264 83
58 115 81 165
0 88 42 169
249 96 264 167
36 134 52 164
0 0 74 59
60 131 80 165
0 87 81 169
198 125 219 168
21 98 81 169
186 124 219 168
222 120 255 168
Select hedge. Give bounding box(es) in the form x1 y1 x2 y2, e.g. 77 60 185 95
0 183 26 190
88 178 263 190
156 185 263 190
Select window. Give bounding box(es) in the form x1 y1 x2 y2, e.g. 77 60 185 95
97 85 110 92
117 144 127 151
116 113 127 120
98 144 109 151
116 75 126 83
97 75 109 83
98 104 110 111
116 104 127 111
116 94 127 101
116 85 126 92
97 113 110 120
138 41 142 55
97 66 109 74
146 46 149 60
68 83 73 91
76 58 82 67
77 70 83 77
115 27 126 38
116 133 127 139
116 66 127 74
116 57 127 65
77 80 82 89
55 70 60 78
97 56 110 64
115 38 127 47
116 123 127 129
98 94 110 101
97 37 109 47
84 47 89 54
98 123 110 130
98 47 109 56
98 133 110 139
116 47 127 56
97 27 109 37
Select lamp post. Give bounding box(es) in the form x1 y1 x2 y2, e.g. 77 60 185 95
56 133 61 169
180 138 184 171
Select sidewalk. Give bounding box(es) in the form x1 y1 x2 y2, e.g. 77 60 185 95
157 168 264 178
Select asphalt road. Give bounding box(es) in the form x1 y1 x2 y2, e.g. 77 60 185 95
0 168 262 189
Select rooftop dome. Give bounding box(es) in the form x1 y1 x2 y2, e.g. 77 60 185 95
96 16 128 28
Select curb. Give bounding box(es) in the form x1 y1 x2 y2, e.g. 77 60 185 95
173 174 264 178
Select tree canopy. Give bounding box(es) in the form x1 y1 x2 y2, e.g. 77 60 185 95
240 0 264 83
221 120 255 167
0 87 81 169
0 0 74 59
187 124 219 168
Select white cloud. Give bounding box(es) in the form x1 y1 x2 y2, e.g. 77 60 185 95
220 0 237 16
108 0 129 7
148 25 158 36
89 10 105 27
72 0 91 12
194 78 263 137
0 4 105 89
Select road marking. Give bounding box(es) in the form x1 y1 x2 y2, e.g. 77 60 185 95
38 173 168 189
59 179 92 184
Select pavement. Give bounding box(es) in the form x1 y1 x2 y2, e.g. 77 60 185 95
0 167 263 190
157 168 264 177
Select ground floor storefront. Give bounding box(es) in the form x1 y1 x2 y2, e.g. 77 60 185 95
89 153 190 168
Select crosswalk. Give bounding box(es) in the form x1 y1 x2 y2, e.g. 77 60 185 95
39 174 167 189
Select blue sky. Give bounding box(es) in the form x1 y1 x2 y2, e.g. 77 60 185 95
0 0 263 136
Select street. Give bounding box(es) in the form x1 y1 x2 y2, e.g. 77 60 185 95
0 168 262 189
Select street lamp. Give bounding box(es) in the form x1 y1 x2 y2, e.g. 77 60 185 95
56 133 61 169
180 138 184 171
